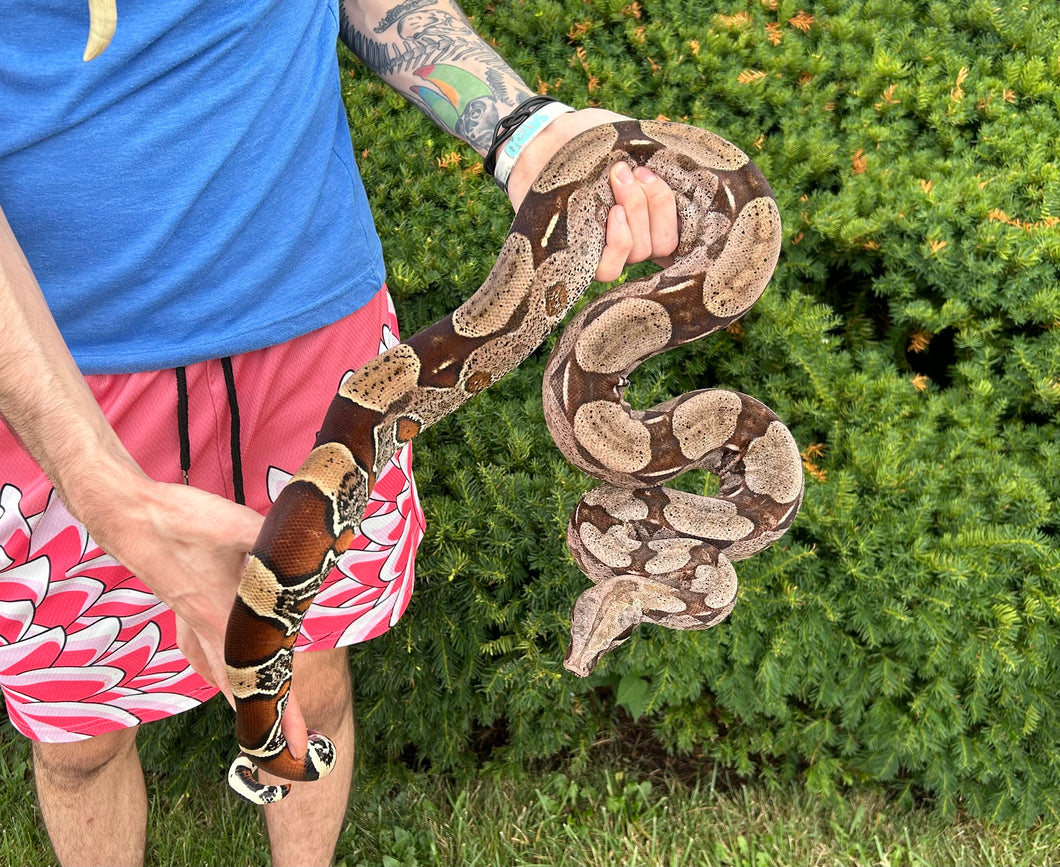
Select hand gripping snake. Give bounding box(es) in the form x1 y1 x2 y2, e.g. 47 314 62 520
222 120 804 804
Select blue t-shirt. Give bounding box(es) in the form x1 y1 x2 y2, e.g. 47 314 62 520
0 0 385 374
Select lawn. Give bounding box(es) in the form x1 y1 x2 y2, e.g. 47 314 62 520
3 711 1060 866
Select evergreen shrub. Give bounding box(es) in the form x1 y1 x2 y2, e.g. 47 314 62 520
340 0 1060 825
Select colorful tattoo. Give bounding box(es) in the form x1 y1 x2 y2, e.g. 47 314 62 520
340 0 535 153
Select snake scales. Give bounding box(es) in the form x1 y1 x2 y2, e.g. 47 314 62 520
222 119 804 804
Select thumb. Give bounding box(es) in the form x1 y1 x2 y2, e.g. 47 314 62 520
281 685 310 759
231 505 265 553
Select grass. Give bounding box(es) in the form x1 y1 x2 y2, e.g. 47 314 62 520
337 760 1060 867
3 717 1060 866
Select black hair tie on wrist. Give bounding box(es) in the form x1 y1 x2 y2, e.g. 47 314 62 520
482 95 559 179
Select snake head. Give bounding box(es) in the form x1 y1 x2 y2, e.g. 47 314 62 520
563 576 667 676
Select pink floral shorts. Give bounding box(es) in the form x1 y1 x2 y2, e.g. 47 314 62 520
0 287 424 742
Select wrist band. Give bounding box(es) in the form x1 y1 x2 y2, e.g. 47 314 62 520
482 96 557 179
483 98 575 194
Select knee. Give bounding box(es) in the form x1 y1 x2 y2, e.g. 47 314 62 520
32 726 139 784
293 647 353 729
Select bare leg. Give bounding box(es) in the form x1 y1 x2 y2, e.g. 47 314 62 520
262 647 356 867
32 726 147 867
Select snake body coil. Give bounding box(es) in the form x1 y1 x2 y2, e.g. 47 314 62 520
223 120 803 804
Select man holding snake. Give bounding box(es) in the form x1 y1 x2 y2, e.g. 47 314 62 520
0 0 678 863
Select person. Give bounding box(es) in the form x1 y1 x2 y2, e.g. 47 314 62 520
0 1 678 864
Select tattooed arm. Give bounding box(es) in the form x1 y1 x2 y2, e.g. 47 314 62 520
340 0 679 279
340 0 534 154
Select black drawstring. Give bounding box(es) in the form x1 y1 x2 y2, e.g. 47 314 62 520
174 359 245 506
175 366 191 485
220 356 246 506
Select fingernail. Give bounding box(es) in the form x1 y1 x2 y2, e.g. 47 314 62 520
634 166 657 183
613 162 633 183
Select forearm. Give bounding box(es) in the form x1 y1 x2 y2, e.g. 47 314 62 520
339 0 536 155
0 203 266 648
0 204 144 516
340 2 673 277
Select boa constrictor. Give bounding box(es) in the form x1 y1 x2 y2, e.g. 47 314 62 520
223 119 804 804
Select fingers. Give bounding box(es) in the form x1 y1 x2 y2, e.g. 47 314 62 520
611 163 655 263
175 616 236 706
596 205 631 284
175 618 213 686
595 162 679 283
632 166 679 261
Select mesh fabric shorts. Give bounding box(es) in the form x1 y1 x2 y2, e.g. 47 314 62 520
0 287 424 742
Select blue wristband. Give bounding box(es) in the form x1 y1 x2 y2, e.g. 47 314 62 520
491 102 574 193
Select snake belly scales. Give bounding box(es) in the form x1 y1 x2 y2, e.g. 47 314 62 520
222 119 804 804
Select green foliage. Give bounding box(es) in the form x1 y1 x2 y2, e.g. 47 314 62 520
334 0 1060 824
